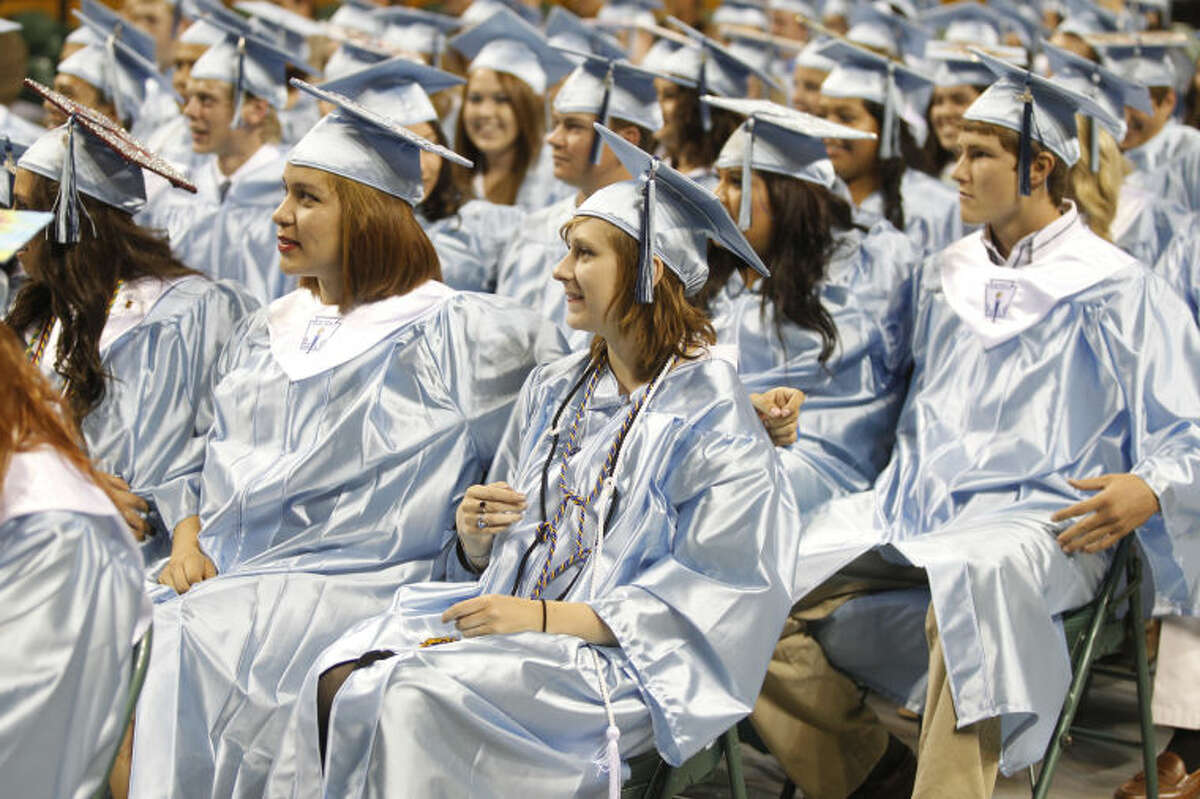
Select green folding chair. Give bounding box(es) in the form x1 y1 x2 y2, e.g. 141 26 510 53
622 726 749 799
1030 536 1157 799
93 624 154 799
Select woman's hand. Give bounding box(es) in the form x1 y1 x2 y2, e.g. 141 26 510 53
455 482 527 566
157 515 218 594
750 387 805 447
99 472 150 541
442 594 542 637
1052 474 1161 554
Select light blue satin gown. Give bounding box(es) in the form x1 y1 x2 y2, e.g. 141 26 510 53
855 169 964 257
1125 120 1200 213
127 284 565 799
1112 182 1200 267
0 447 150 799
264 350 800 798
790 216 1200 777
514 145 575 212
419 199 527 292
711 221 920 511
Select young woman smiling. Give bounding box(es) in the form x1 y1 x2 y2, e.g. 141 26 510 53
125 83 564 799
264 125 799 799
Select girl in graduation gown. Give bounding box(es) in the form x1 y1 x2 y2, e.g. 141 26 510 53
6 87 256 555
263 125 799 799
697 97 922 511
817 40 963 257
447 8 575 211
125 82 565 799
0 323 151 799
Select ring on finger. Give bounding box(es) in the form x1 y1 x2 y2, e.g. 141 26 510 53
476 513 488 529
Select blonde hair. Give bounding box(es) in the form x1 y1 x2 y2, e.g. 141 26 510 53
1067 116 1131 241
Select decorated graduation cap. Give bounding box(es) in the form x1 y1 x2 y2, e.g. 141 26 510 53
962 47 1121 195
575 123 768 303
545 7 626 62
373 6 459 65
819 38 934 156
660 16 783 130
846 2 929 57
287 78 471 205
191 13 311 119
712 0 770 30
1094 38 1177 88
17 78 196 243
705 96 875 229
449 8 574 94
317 55 463 125
553 51 665 163
920 1 1011 46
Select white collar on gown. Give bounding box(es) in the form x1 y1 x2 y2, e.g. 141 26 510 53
0 446 122 527
267 280 455 381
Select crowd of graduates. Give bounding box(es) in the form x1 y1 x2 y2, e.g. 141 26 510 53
3 0 1200 797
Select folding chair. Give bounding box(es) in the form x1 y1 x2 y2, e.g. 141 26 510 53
94 625 154 799
622 726 749 799
1031 537 1157 798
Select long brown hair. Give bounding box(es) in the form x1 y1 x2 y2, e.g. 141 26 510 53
564 217 715 382
0 323 114 503
5 172 196 423
452 69 544 206
299 173 442 311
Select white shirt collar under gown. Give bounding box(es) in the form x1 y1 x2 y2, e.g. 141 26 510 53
267 281 455 381
941 203 1133 349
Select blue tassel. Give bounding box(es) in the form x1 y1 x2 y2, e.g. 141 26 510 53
634 161 657 304
698 52 711 132
105 32 125 125
432 34 443 70
53 116 81 245
1089 118 1100 173
1018 83 1033 196
589 65 615 165
738 118 754 230
879 62 898 159
3 139 14 209
232 37 247 129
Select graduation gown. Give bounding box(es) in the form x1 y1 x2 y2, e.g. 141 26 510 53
855 169 963 257
514 145 576 212
264 351 800 799
789 207 1200 775
137 144 293 303
128 283 565 799
1152 226 1200 322
1111 181 1200 267
1125 120 1200 213
712 222 920 510
0 447 151 799
420 200 527 292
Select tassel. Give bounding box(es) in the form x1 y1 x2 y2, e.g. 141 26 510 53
698 50 711 132
1089 117 1100 173
105 31 125 125
634 161 657 304
232 36 247 129
738 118 755 230
606 725 621 799
3 139 14 209
879 61 898 159
432 33 443 70
53 116 81 245
589 64 615 165
1018 82 1033 196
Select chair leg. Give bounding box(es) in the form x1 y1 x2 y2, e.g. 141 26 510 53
721 727 748 799
1032 541 1130 799
1127 547 1158 799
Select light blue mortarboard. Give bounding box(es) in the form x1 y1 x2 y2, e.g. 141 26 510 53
180 0 251 46
962 47 1121 194
2 115 42 209
986 0 1043 48
0 17 21 34
373 7 459 65
191 14 311 115
287 78 471 205
635 24 690 74
323 40 392 83
768 0 817 18
575 123 768 303
723 27 805 77
1043 38 1150 165
920 1 1010 45
449 8 574 94
1058 0 1125 36
660 16 784 129
0 210 54 260
459 0 542 29
1094 38 1177 88
712 0 770 30
795 36 837 71
924 41 1025 87
594 0 662 29
545 7 627 62
705 95 875 228
74 0 157 63
18 78 196 242
819 38 935 155
235 1 324 60
329 0 382 35
317 56 463 125
553 51 665 162
847 2 929 57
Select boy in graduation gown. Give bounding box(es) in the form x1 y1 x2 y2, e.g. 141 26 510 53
494 51 665 345
137 16 313 303
751 51 1200 799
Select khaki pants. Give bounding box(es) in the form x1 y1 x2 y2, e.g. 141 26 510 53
751 570 1001 799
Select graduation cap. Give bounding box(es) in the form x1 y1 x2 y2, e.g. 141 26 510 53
19 78 196 243
317 56 463 125
1043 38 1150 166
962 47 1121 194
0 210 55 262
191 13 314 119
1093 36 1178 88
575 123 768 303
553 51 665 162
660 16 784 129
722 26 805 77
1058 0 1126 37
983 0 1043 48
323 40 393 83
705 96 875 229
634 24 691 74
712 0 770 30
846 2 929 58
63 8 177 127
920 1 1012 46
544 7 627 62
74 0 157 64
924 41 1025 87
819 38 934 156
235 1 325 59
594 0 662 29
0 16 20 34
768 0 818 18
795 36 837 71
287 78 471 205
373 6 459 66
459 0 542 29
180 0 252 46
2 119 42 209
449 8 574 94
329 1 382 35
